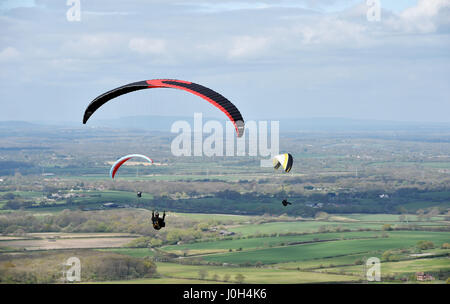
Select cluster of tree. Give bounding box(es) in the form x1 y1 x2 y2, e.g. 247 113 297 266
82 255 156 282
0 250 157 283
0 210 220 246
197 270 245 283
0 161 36 175
416 240 435 250
382 250 400 262
0 210 159 236
125 227 206 247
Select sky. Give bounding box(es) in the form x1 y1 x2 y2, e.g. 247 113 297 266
0 0 449 124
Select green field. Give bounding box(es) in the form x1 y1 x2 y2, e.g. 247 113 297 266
150 262 359 284
80 213 450 283
97 248 155 258
162 231 386 254
274 252 372 270
199 231 450 265
0 210 448 284
229 220 383 236
367 161 450 169
60 173 268 182
319 257 450 277
341 214 418 221
173 212 254 223
74 190 152 202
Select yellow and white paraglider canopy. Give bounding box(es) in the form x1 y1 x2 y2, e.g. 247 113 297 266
273 153 293 173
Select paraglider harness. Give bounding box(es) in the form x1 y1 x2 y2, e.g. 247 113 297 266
152 211 166 230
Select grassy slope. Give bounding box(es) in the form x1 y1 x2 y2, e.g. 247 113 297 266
96 248 155 258
152 262 359 284
228 221 383 236
199 231 450 264
319 257 450 276
162 231 385 253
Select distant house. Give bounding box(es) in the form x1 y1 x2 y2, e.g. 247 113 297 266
219 230 235 236
306 202 324 208
103 202 119 208
416 272 434 281
49 193 62 199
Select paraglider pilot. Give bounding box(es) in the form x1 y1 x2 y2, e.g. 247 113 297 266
152 210 166 230
282 199 292 207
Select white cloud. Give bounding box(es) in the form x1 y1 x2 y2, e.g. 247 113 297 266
0 46 20 62
83 11 136 16
60 34 125 58
128 38 166 55
228 36 270 59
402 0 450 19
187 1 271 13
289 17 367 46
387 0 450 33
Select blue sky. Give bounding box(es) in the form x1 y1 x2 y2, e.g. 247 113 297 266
0 0 419 13
0 0 449 123
0 0 36 11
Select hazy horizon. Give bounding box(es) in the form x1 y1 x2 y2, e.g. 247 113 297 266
2 115 450 126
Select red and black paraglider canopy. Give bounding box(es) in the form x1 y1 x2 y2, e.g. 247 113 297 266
83 79 245 137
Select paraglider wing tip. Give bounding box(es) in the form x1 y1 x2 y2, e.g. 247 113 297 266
236 120 245 137
83 111 92 124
